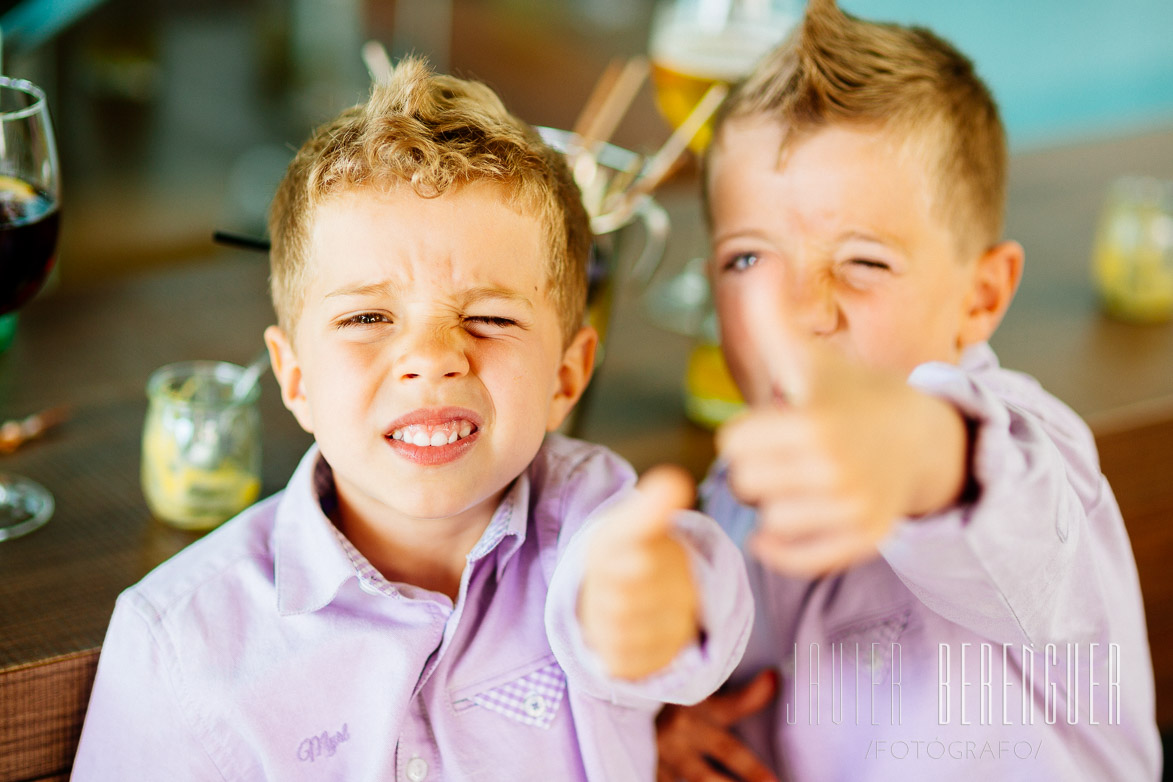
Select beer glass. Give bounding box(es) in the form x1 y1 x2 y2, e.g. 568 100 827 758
648 0 799 152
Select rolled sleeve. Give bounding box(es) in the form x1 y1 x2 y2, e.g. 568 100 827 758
879 359 1104 647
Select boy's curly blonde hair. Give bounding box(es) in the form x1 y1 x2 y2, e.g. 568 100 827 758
711 0 1007 256
268 57 591 344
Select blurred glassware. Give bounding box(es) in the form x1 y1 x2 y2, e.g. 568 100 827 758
539 126 670 355
643 256 744 428
648 0 799 152
684 331 744 429
142 360 262 531
0 75 61 542
0 312 18 353
1092 175 1173 323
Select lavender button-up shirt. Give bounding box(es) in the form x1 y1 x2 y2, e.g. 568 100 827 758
706 344 1161 781
73 434 752 781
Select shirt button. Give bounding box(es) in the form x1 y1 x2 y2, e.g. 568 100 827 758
523 691 547 719
406 756 428 782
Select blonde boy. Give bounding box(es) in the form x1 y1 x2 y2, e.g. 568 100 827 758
74 59 751 780
656 1 1160 780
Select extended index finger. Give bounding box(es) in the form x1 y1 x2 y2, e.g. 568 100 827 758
740 267 813 407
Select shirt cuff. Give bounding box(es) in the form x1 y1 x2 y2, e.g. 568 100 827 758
545 508 753 708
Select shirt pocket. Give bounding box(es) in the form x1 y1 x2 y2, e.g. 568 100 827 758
451 654 568 730
825 605 914 683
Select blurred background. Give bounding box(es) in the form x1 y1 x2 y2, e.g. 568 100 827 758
0 0 1171 292
2 6 1173 777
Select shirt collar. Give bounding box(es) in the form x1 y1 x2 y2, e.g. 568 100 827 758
481 468 531 581
273 446 356 616
272 445 534 615
959 341 997 372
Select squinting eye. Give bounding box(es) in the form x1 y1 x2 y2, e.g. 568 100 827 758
465 316 518 330
850 259 891 271
340 312 389 327
724 253 759 272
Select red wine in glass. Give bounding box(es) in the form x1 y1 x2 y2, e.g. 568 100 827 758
0 178 59 314
0 76 61 541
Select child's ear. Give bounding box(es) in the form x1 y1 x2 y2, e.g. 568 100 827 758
263 325 315 435
546 326 599 432
958 240 1024 351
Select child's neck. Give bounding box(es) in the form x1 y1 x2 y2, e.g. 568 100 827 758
332 495 500 603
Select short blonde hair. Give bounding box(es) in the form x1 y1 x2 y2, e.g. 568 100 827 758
711 0 1007 255
268 57 591 343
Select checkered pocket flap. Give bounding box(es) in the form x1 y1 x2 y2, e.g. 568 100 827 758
458 658 568 730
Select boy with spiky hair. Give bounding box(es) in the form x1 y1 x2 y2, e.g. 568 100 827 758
74 58 752 780
657 1 1160 779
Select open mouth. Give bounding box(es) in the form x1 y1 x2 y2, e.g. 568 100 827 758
383 407 483 464
388 419 477 447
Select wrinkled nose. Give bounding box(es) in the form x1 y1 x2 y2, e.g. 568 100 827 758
394 327 469 382
788 271 839 337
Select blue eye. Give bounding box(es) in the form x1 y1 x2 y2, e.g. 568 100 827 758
724 253 759 272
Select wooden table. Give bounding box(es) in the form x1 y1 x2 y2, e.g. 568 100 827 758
0 256 314 782
2 126 1172 782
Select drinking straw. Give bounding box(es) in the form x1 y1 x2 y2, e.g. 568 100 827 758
571 56 650 216
630 81 727 198
577 56 648 152
592 82 728 234
572 58 623 141
212 231 270 252
362 40 394 85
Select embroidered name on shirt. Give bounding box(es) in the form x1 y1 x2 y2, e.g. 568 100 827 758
297 723 350 762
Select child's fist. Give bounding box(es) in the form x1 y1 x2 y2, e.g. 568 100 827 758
579 465 700 680
717 272 969 578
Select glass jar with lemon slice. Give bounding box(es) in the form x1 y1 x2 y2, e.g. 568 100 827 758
1092 176 1173 323
142 361 262 530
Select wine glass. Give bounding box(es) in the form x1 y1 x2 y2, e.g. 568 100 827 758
0 75 61 541
648 0 799 153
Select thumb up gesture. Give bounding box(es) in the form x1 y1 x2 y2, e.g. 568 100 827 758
579 466 700 680
718 272 969 578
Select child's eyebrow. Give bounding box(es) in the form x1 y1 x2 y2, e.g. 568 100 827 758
325 281 397 300
461 286 535 311
836 228 909 256
712 227 773 245
323 282 535 311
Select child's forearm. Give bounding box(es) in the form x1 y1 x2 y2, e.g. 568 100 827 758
905 393 972 518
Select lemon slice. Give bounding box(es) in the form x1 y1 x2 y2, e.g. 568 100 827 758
0 175 36 201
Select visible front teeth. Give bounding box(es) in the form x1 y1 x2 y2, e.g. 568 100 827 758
390 420 477 447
